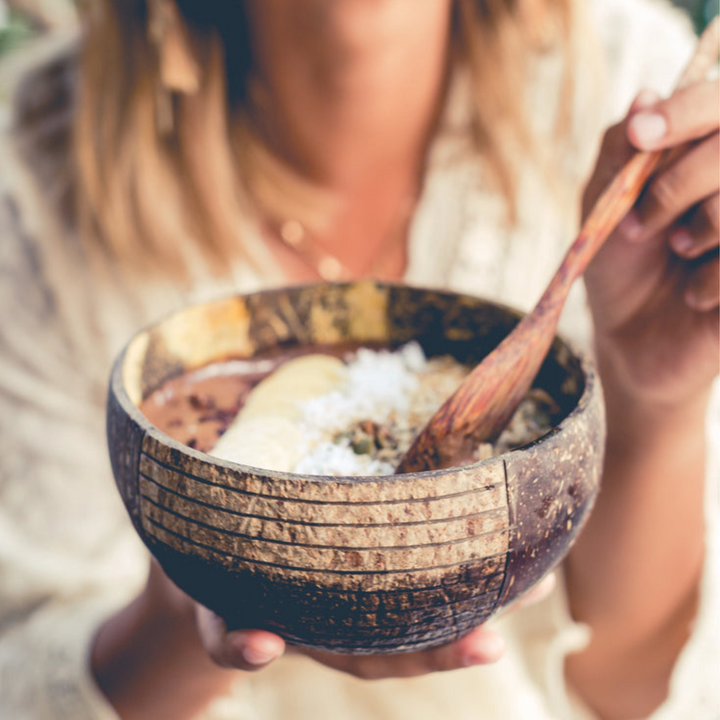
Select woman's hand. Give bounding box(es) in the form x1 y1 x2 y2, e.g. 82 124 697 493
583 81 719 410
200 606 505 678
199 573 556 680
565 79 718 720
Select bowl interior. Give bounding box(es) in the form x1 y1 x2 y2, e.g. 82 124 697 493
122 282 584 447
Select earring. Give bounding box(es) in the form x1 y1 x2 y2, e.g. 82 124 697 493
147 0 201 133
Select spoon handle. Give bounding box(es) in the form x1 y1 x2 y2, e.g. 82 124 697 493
396 20 719 475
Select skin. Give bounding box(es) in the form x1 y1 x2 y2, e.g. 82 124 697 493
91 1 719 719
242 0 452 279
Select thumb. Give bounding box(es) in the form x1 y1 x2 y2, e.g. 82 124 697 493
196 605 286 671
628 88 663 115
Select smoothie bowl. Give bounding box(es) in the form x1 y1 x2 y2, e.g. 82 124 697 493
106 281 604 654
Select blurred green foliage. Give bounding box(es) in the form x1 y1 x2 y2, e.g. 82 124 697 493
683 0 719 31
700 0 720 29
0 9 33 56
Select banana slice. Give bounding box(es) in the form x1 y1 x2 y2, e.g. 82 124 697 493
211 416 303 472
239 354 345 421
209 353 346 471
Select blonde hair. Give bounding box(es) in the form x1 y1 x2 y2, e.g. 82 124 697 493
74 0 578 278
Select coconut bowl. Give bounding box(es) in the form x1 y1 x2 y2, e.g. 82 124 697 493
107 281 604 654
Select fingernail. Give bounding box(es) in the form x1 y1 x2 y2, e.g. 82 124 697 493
241 645 279 665
231 634 283 666
634 89 661 109
629 112 667 146
684 288 700 309
463 633 506 666
618 210 644 242
684 285 710 310
670 229 694 255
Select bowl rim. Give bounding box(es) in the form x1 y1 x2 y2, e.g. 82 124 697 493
109 281 599 483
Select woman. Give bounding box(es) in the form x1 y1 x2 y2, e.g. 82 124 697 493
0 0 717 718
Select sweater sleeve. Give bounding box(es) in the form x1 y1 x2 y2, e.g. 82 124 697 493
0 193 148 720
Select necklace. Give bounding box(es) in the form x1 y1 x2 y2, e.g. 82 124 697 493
234 120 416 281
276 219 345 281
267 199 415 282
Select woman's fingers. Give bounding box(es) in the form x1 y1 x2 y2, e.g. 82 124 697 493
669 194 720 259
622 133 720 241
192 573 559 680
628 80 720 150
195 606 286 671
582 89 676 222
298 575 557 679
686 255 720 311
668 192 720 312
224 630 286 669
629 89 662 113
300 625 506 680
618 80 720 242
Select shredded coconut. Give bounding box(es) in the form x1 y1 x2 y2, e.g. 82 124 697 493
203 342 560 476
290 342 556 476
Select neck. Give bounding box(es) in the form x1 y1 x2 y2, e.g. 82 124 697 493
241 0 453 190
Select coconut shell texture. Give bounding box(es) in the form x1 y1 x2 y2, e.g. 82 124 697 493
107 282 605 654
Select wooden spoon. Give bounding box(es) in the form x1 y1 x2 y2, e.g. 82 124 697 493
396 19 720 474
